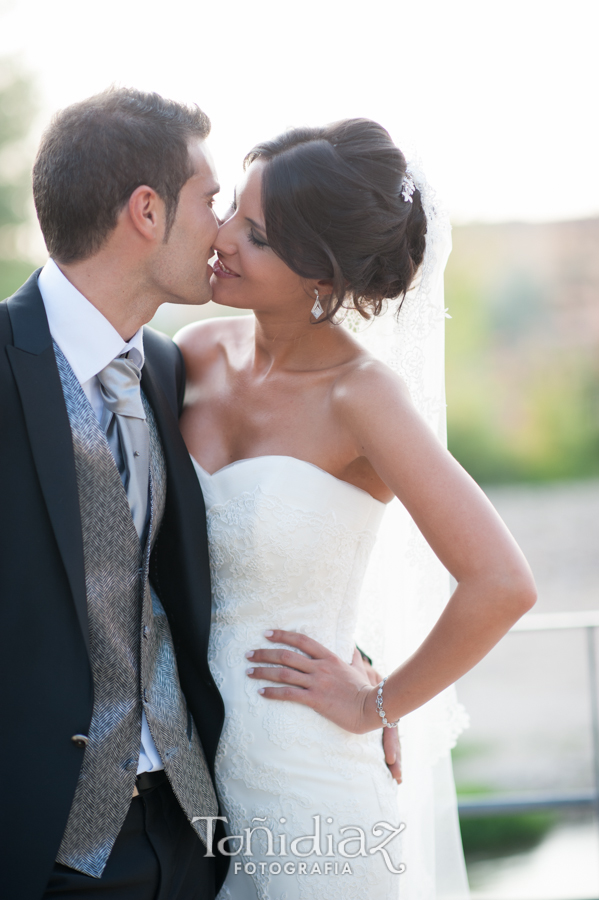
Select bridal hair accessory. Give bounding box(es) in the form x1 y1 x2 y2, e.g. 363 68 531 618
376 677 399 728
311 288 324 319
401 173 416 203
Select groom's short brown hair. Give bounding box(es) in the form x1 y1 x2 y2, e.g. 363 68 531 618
33 87 211 264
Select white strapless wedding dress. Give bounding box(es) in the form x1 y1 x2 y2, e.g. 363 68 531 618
192 455 405 900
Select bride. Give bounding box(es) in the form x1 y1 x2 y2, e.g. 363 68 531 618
175 118 536 900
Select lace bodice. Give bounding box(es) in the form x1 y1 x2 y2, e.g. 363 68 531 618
195 454 385 666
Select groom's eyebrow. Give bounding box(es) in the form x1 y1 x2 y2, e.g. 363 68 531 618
205 183 220 197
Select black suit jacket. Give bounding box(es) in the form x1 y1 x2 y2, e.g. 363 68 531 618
0 272 226 899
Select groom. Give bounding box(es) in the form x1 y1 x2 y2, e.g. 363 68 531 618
0 88 227 899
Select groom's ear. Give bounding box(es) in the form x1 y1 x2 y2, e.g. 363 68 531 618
126 185 166 243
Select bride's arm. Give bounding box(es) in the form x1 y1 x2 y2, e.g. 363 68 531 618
246 360 537 734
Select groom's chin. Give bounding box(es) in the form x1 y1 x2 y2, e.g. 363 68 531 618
173 271 215 307
197 264 216 305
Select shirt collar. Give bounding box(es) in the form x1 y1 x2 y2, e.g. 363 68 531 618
38 258 145 385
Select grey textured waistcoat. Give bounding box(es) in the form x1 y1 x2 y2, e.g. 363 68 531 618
53 346 218 878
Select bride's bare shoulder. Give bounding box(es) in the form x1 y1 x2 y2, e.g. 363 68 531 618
174 315 253 374
332 349 414 426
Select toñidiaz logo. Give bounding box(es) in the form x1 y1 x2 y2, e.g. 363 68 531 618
191 814 406 876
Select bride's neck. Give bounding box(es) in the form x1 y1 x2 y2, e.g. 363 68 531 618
252 310 343 372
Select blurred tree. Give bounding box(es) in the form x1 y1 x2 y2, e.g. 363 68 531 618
0 57 38 299
445 221 599 484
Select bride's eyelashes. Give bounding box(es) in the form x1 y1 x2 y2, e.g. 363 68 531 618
248 230 269 249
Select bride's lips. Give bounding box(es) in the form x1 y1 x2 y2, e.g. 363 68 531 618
213 258 240 278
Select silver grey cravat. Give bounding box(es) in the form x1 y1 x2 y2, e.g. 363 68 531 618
97 355 150 539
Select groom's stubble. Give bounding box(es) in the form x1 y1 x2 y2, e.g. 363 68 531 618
149 138 220 310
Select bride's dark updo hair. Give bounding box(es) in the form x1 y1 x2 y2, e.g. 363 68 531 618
244 118 427 320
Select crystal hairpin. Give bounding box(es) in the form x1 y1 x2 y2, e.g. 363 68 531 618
401 174 416 203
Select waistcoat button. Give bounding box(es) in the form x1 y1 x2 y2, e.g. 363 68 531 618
71 734 89 748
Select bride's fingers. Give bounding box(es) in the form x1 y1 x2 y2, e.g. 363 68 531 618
351 647 374 684
383 728 403 784
263 629 335 660
247 666 310 689
246 648 314 672
257 685 314 705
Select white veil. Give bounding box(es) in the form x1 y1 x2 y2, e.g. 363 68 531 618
346 163 471 900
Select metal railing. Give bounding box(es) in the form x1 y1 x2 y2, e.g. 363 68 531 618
457 610 599 820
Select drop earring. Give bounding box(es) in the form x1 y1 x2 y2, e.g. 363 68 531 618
311 288 324 319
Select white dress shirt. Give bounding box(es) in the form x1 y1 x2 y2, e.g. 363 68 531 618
39 258 163 774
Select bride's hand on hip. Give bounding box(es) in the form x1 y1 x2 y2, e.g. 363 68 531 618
246 630 382 735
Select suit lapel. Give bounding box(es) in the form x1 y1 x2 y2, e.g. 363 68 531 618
141 350 209 541
141 351 211 626
6 273 89 654
139 352 178 447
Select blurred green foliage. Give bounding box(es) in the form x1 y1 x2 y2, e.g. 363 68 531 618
445 228 599 484
456 783 556 860
0 58 38 299
459 811 556 861
0 258 36 298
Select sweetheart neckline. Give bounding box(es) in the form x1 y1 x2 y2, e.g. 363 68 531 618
190 454 387 507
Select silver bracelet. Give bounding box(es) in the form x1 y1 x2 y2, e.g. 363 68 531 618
376 677 399 728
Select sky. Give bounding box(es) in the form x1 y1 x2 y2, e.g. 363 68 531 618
1 0 598 228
